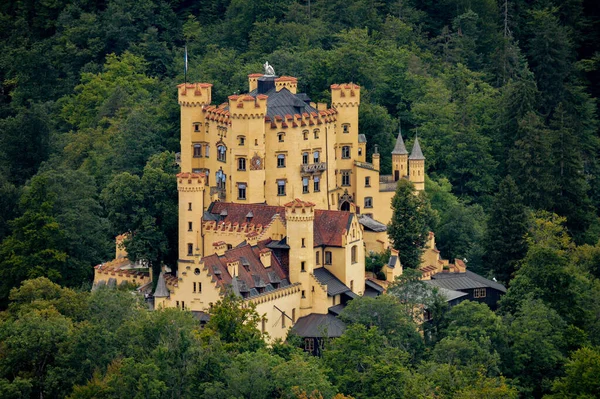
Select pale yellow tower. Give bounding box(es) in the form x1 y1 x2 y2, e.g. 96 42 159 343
177 172 205 262
177 83 212 173
391 126 408 181
409 135 425 191
285 199 315 316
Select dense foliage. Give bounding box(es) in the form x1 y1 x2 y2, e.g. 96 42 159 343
1 0 600 397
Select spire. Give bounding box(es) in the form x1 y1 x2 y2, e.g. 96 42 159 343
153 272 170 298
391 121 408 155
409 134 425 160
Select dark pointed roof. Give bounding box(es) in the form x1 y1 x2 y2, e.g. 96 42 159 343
409 136 425 160
391 128 408 155
154 272 170 298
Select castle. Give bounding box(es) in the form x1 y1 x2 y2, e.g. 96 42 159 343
94 67 499 343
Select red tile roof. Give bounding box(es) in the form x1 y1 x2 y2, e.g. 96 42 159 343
207 202 352 247
201 239 287 292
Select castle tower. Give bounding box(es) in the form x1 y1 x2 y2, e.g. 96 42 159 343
391 125 408 181
178 83 212 173
228 93 268 203
248 73 263 92
177 172 205 263
285 199 315 316
409 135 425 191
275 76 298 94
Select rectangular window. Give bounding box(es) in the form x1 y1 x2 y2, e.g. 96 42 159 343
198 282 202 293
277 154 286 168
313 151 320 163
365 176 371 187
187 243 193 256
238 183 246 200
277 180 286 196
193 282 196 292
278 133 285 142
292 308 296 323
302 177 309 193
262 318 266 333
193 144 202 158
188 202 192 211
302 152 309 165
301 261 305 272
238 136 245 145
316 251 320 265
188 222 193 231
341 171 350 186
194 123 200 132
305 338 314 352
301 238 306 248
474 288 487 298
351 245 357 263
302 290 306 298
314 176 320 192
325 251 332 265
182 301 185 309
205 144 210 157
342 146 350 159
342 124 350 133
238 157 246 171
314 129 320 139
303 131 308 140
364 197 373 208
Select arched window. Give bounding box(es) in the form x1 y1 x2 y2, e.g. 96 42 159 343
217 144 226 162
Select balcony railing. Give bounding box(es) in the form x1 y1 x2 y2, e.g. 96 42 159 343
379 175 395 183
300 162 327 173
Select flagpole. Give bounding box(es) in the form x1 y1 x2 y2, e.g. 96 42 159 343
184 45 188 84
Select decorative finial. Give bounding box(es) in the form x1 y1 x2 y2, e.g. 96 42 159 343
264 61 275 76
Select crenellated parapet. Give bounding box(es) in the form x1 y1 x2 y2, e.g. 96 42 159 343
228 94 267 119
202 104 231 125
265 109 336 130
178 83 212 107
177 172 206 192
330 83 360 108
245 282 302 305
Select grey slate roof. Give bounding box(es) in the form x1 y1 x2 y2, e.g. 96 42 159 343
259 87 318 119
266 237 290 249
365 279 384 293
358 134 367 143
328 304 346 315
313 267 354 296
423 282 469 302
409 136 425 160
358 214 387 232
392 128 408 155
427 270 507 293
191 311 211 322
291 314 346 338
154 272 170 298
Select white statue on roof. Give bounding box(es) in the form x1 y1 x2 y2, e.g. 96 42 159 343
264 61 275 76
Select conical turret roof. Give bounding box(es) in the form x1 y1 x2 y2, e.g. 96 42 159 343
409 135 425 160
154 271 170 298
391 126 408 155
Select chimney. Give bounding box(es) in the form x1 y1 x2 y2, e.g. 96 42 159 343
227 260 239 277
213 241 227 256
260 249 272 268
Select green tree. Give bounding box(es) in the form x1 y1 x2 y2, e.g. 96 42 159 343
546 346 600 399
202 292 266 353
482 176 528 284
388 179 436 269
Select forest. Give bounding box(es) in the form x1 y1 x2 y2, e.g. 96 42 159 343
0 0 599 397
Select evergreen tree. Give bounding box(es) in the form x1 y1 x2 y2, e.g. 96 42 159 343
483 176 528 283
387 179 435 269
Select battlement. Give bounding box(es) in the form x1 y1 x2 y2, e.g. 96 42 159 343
177 172 206 191
178 83 212 107
285 198 315 221
330 83 361 107
275 76 298 94
203 104 231 125
203 220 265 236
228 94 267 119
265 109 336 130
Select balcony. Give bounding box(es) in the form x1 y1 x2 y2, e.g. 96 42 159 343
300 162 327 173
